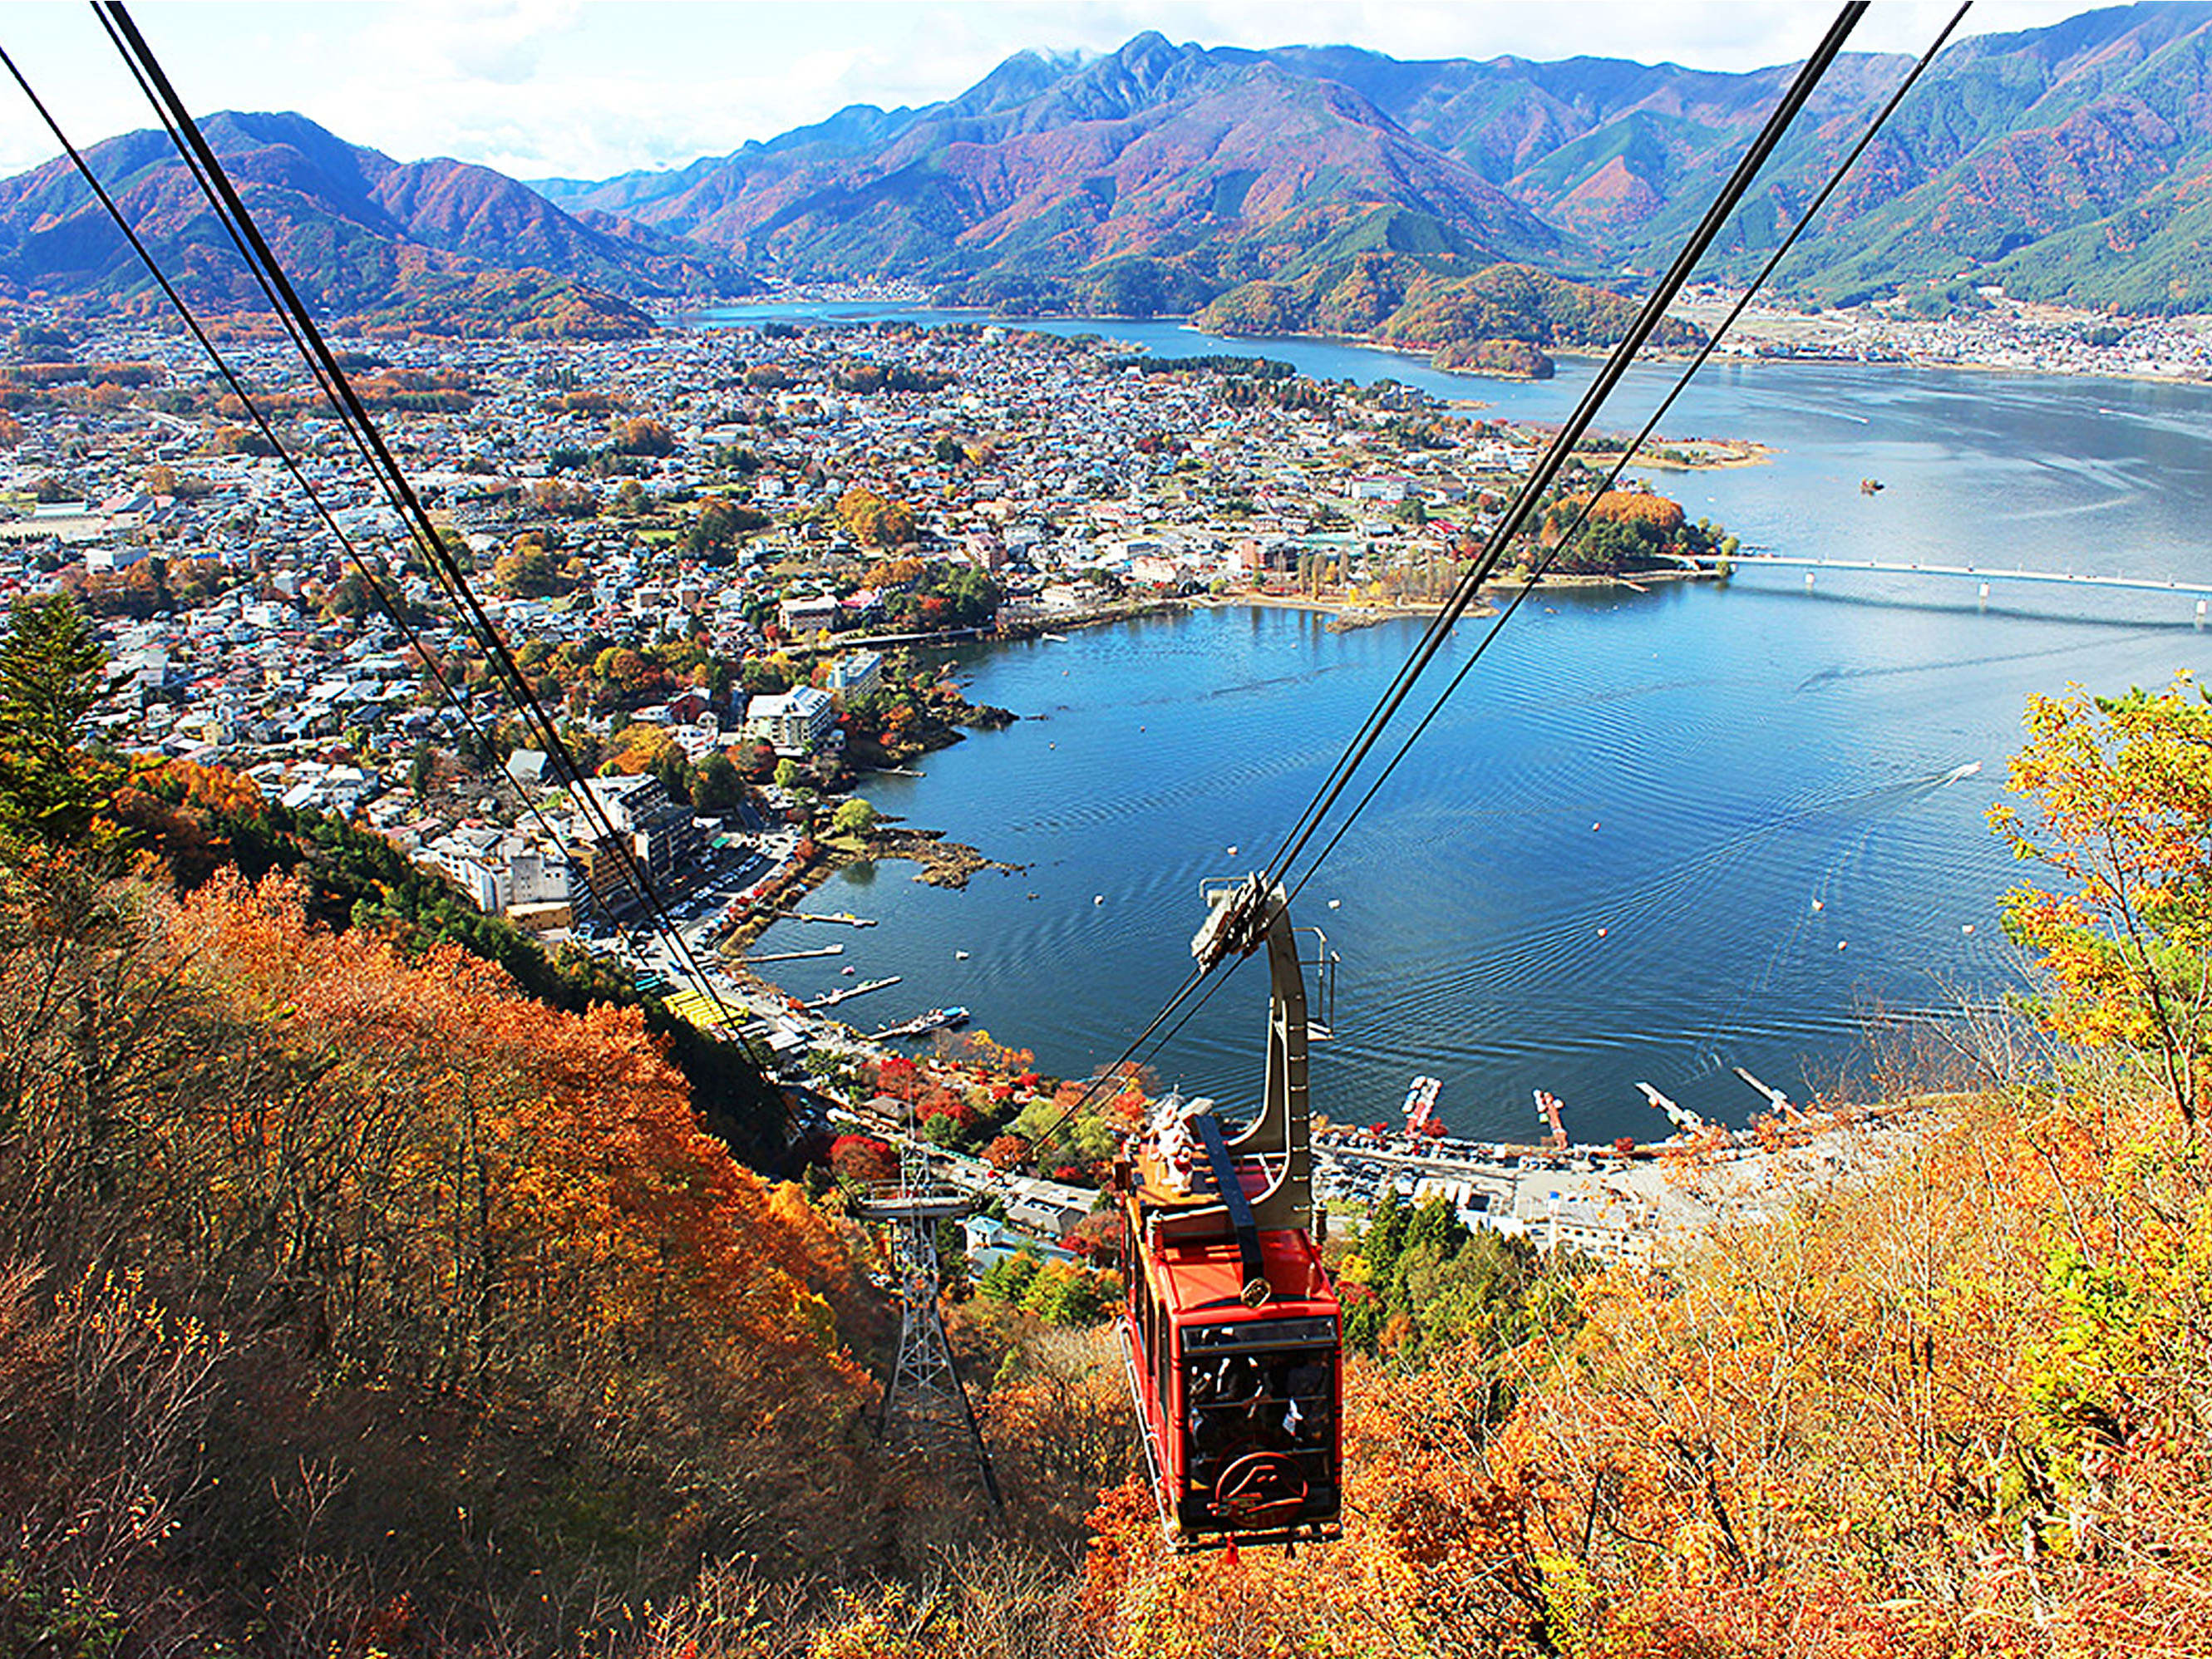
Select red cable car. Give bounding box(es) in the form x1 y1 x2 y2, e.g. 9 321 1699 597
1114 878 1342 1549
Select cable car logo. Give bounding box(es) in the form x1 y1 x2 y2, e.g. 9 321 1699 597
1211 1451 1308 1523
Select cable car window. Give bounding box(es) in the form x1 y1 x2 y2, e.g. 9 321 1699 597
1156 1288 1173 1415
1143 1280 1155 1392
1181 1346 1337 1479
1183 1316 1338 1353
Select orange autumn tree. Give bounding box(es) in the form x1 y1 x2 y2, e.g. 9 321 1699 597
153 868 862 1410
0 854 882 1646
838 486 917 548
1584 489 1685 531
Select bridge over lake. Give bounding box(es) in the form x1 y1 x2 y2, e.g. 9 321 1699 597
1680 552 2212 617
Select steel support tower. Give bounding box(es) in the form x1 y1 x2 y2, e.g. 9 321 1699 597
855 1143 1002 1506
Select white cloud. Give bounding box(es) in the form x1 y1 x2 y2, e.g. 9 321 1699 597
396 0 582 85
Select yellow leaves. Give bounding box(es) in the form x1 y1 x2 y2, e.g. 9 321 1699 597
1994 677 2212 1129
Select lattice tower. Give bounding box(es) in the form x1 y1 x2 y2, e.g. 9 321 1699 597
861 1140 1001 1506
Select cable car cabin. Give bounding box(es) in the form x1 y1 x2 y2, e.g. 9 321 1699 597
1113 877 1342 1549
1120 1185 1342 1547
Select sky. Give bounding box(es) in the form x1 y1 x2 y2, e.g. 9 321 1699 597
0 1 2102 183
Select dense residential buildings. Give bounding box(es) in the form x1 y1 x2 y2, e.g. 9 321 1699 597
2 306 1677 936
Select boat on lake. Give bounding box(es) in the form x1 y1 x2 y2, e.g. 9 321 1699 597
868 1005 973 1041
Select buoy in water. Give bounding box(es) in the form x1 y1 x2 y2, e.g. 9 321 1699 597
1328 898 1341 910
1811 899 1824 913
1095 894 1106 905
1597 927 1609 938
1592 822 1601 831
1837 940 1848 950
1961 923 1974 934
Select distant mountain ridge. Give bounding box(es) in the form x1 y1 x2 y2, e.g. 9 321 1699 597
0 111 754 337
531 5 2212 318
8 6 2212 335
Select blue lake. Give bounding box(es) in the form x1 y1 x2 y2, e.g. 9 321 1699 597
704 303 2212 1145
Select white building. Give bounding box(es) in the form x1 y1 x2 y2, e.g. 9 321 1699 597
826 649 883 699
1347 476 1410 502
745 684 836 752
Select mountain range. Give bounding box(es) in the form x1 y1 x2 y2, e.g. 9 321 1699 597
7 4 2212 338
0 111 752 339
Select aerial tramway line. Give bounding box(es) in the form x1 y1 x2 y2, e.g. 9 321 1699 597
7 0 1968 1553
1098 0 1967 1550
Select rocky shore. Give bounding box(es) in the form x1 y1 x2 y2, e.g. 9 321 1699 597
855 821 1026 889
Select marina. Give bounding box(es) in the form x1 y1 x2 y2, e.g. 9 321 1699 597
1313 1069 1928 1264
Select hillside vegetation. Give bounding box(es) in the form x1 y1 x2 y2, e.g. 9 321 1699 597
0 112 749 338
1196 255 1706 371
5 583 2212 1656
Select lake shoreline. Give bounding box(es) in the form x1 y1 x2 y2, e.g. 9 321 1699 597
696 296 2208 387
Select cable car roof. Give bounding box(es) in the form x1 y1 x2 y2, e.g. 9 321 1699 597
1152 1228 1332 1315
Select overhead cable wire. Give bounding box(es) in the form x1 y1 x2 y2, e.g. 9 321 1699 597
1017 4 1875 1159
95 1 753 1040
1255 2 1870 895
0 39 589 894
1280 0 1973 913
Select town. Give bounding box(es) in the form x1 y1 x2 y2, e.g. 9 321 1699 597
0 309 1740 927
0 304 1771 1269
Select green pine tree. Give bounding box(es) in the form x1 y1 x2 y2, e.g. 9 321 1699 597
0 595 116 850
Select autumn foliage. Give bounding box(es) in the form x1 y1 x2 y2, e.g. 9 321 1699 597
1581 488 1686 530
836 485 918 548
0 859 869 1650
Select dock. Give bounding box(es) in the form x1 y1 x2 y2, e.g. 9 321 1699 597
796 911 879 928
803 976 900 1011
746 944 845 962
